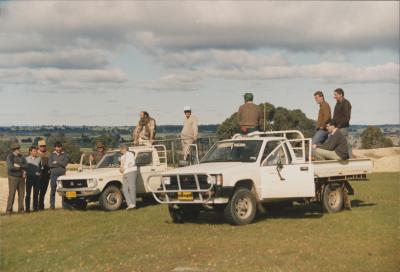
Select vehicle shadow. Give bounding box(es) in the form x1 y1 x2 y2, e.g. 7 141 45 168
351 199 377 208
85 198 160 211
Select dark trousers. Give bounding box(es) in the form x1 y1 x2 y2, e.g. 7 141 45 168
6 176 25 212
38 172 50 210
25 176 39 212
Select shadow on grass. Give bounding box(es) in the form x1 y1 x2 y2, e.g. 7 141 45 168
351 199 377 208
85 198 160 211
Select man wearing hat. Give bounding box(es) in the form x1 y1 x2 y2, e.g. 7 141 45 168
237 93 264 134
5 142 27 214
37 139 50 210
90 141 106 165
181 106 199 161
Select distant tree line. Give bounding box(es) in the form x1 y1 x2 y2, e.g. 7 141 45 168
360 126 393 149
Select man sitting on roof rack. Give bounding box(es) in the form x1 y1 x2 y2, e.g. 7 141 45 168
237 92 264 134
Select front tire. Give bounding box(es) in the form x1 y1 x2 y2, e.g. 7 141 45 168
224 188 257 225
322 184 344 213
100 185 123 211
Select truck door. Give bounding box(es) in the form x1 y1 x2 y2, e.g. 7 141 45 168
260 141 315 199
135 151 160 193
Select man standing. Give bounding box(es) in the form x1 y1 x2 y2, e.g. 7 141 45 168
333 88 352 157
5 142 27 214
312 91 331 144
237 93 264 134
90 141 106 165
37 139 50 210
25 146 42 212
133 111 156 146
49 142 69 209
119 144 137 210
181 106 199 161
312 120 349 161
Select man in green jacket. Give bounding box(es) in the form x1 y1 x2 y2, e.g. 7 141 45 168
312 119 349 161
6 142 27 214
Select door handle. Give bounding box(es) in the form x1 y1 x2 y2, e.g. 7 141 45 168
300 166 309 171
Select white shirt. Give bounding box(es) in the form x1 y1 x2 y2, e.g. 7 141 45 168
121 151 136 174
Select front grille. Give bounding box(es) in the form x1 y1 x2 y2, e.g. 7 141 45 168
167 175 209 190
62 179 88 188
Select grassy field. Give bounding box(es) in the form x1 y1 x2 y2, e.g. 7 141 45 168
0 173 399 272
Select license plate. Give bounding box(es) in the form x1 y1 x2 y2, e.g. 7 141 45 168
66 191 77 198
177 192 193 201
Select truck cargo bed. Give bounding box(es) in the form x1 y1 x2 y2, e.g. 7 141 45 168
312 159 373 178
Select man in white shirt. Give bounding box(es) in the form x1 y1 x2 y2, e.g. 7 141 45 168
181 106 199 161
119 144 137 210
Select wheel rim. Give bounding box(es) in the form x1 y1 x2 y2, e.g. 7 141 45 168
106 191 119 206
328 189 340 208
235 196 253 219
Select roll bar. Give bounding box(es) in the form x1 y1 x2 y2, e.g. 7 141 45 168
232 130 305 140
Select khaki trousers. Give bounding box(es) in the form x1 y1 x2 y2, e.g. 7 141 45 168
181 138 194 161
6 176 25 212
314 148 341 161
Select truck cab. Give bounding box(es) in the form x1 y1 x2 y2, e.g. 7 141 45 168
57 145 167 211
146 131 373 225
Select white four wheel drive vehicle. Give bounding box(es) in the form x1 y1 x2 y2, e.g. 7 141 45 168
147 130 373 225
57 145 167 211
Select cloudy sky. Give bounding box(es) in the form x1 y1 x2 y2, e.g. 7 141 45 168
0 1 399 126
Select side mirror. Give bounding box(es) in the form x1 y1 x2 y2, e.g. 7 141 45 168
276 160 283 169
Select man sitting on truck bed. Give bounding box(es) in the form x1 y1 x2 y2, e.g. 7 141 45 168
312 119 349 161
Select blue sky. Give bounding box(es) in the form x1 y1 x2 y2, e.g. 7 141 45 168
0 1 399 126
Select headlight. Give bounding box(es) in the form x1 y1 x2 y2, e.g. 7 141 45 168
57 180 62 189
208 174 223 186
87 178 98 188
162 176 171 185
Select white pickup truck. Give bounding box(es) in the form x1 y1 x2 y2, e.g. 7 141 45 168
147 130 373 225
57 145 167 211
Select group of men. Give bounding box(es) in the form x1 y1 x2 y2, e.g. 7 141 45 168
5 140 69 214
237 88 352 160
5 90 352 214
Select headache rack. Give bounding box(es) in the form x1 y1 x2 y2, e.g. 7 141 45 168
146 173 214 204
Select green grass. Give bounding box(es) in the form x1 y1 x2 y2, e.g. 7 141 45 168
1 173 399 272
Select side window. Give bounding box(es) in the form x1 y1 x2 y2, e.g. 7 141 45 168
264 146 287 166
261 141 281 162
135 152 153 166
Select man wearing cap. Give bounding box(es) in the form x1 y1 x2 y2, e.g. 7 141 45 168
133 111 157 146
237 93 264 134
90 142 106 165
49 142 69 209
181 106 199 161
37 139 50 210
5 142 27 214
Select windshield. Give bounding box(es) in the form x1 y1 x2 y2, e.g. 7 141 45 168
201 140 263 163
96 152 122 168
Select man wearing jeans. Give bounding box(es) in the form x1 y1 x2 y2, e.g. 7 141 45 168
333 88 352 157
49 142 69 209
312 91 331 144
119 144 137 210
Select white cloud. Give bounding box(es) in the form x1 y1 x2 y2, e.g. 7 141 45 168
141 74 202 92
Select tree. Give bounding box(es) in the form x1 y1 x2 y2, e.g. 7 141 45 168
216 102 315 139
361 126 393 149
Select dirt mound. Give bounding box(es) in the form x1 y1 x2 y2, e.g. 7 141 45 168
353 147 400 173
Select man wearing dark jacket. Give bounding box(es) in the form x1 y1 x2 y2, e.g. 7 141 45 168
49 142 69 209
312 119 349 161
37 139 50 210
333 88 352 157
6 142 27 214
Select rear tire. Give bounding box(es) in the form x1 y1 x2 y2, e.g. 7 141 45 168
100 185 123 211
322 184 344 213
168 204 201 224
224 188 257 225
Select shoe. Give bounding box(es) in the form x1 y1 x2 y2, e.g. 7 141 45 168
126 204 136 210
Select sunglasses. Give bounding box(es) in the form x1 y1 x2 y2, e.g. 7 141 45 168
39 145 46 147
